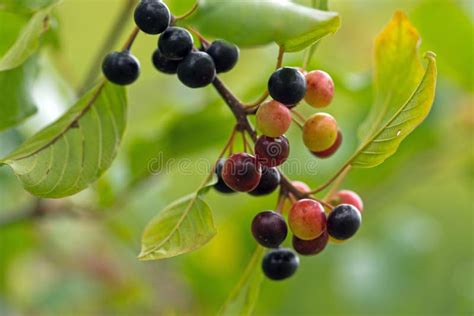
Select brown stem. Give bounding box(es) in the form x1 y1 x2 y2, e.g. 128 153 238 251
309 163 351 194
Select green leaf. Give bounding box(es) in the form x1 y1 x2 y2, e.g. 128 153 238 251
0 82 127 198
0 60 37 131
218 246 265 316
181 0 340 52
0 3 57 71
138 182 217 261
350 12 437 168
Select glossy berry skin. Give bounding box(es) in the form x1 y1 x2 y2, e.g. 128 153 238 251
255 135 289 167
327 204 362 240
256 100 292 137
282 181 311 214
262 248 299 281
292 230 328 256
304 70 335 108
222 153 261 192
213 159 235 194
303 113 338 152
102 51 140 85
288 199 327 240
206 40 239 73
251 211 287 248
249 167 280 196
134 0 170 35
333 190 364 212
268 67 307 106
158 27 193 60
152 49 180 74
177 52 216 88
312 130 342 158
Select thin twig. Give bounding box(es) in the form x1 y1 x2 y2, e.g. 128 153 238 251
309 163 351 194
173 1 199 22
291 109 306 122
291 116 304 130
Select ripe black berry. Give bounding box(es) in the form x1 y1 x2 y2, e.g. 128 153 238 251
102 51 140 85
292 231 328 256
158 27 193 60
177 51 216 88
249 167 280 196
214 159 235 194
206 40 239 73
327 204 362 240
134 0 170 35
251 211 287 248
152 49 180 74
268 67 307 106
262 248 299 280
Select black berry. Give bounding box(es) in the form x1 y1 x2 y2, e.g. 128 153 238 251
102 51 140 85
292 231 328 256
262 248 299 280
158 27 194 60
251 211 287 248
249 167 280 196
152 49 180 74
134 0 170 35
206 40 239 73
268 67 307 106
177 51 216 88
214 159 235 194
327 204 362 240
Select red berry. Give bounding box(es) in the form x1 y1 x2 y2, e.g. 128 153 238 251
282 181 311 215
222 153 261 192
292 231 328 255
312 130 342 158
255 135 290 167
332 190 364 212
304 70 335 108
256 100 292 137
288 199 326 240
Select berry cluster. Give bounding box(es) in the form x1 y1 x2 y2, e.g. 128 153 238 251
214 66 364 280
102 0 239 88
101 0 366 283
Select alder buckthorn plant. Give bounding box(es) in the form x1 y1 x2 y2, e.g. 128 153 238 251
8 0 474 315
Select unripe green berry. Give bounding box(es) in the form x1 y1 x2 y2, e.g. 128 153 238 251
303 113 338 152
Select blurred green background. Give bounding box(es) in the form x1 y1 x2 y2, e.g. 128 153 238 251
0 0 473 315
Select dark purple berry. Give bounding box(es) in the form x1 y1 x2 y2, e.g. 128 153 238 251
262 248 299 280
152 49 180 74
255 135 289 167
251 211 287 248
327 204 362 240
158 27 193 60
249 167 280 196
177 51 216 88
134 0 170 35
292 231 328 256
214 159 235 194
222 153 261 192
206 40 239 73
268 67 307 106
102 51 140 85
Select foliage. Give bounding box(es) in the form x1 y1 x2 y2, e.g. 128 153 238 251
0 0 471 315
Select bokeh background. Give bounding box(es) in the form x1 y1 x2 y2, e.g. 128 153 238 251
0 0 473 315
